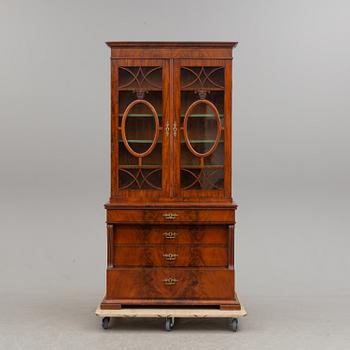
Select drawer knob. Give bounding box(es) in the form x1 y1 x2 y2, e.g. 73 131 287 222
163 213 178 220
163 253 178 261
163 277 178 286
162 231 177 239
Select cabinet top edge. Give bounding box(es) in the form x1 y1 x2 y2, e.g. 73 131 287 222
105 201 238 209
106 41 238 48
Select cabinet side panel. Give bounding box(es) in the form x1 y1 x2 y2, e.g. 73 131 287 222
110 60 118 198
224 60 232 198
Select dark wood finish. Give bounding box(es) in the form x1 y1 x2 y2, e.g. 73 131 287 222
113 225 228 244
228 225 234 269
100 301 122 310
107 42 237 60
105 269 235 300
107 208 235 224
101 42 240 311
219 304 240 310
101 297 241 310
107 224 114 268
114 246 227 267
112 58 170 199
106 42 238 48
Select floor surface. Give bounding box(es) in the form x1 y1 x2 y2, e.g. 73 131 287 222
1 293 349 350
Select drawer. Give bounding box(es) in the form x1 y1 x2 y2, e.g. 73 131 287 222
107 208 235 224
113 246 227 267
114 225 227 244
106 269 234 300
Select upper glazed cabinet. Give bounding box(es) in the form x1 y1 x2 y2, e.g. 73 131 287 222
111 48 233 202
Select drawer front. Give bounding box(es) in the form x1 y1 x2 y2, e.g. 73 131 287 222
107 209 235 224
114 225 227 244
114 246 227 267
106 269 234 300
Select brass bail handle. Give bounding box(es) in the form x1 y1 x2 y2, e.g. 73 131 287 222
163 231 177 239
163 213 178 220
163 253 178 261
163 277 178 286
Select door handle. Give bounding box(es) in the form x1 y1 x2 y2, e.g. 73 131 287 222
173 121 177 137
165 121 170 137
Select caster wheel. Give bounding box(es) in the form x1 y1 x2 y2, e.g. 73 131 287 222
102 317 110 330
231 318 238 332
165 317 175 331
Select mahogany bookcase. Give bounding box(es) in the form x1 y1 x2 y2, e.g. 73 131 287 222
100 42 241 314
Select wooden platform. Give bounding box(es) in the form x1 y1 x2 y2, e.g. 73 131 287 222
95 304 247 319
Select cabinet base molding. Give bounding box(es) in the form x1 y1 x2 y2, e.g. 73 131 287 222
100 294 241 311
100 301 121 310
219 304 240 310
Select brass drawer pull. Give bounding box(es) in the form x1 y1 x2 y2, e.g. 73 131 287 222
163 213 178 220
163 232 177 239
162 231 177 239
163 277 178 286
163 253 178 261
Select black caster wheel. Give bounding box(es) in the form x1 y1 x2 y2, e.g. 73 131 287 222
231 318 238 332
102 317 110 330
165 317 175 331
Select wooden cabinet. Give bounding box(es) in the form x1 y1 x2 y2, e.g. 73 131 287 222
101 42 241 311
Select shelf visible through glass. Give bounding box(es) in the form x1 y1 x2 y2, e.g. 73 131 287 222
118 113 223 118
118 140 223 143
119 164 224 168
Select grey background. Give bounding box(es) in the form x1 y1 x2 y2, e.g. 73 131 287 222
1 0 349 349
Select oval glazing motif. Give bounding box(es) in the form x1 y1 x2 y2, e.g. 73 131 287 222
183 100 222 158
121 100 159 158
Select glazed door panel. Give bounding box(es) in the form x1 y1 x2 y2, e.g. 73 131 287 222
173 59 232 199
111 59 170 199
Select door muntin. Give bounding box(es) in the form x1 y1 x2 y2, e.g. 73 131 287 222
177 63 227 193
117 62 168 193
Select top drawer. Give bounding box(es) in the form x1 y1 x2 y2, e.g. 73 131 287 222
106 208 235 224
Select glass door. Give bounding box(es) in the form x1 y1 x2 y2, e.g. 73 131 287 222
173 59 231 199
113 59 170 199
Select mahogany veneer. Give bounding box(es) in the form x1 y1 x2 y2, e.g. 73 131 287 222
105 269 236 301
113 225 228 244
107 208 235 224
101 42 240 311
114 246 228 267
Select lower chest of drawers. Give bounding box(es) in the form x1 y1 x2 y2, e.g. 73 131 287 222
106 224 235 302
112 224 229 268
